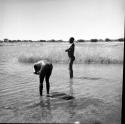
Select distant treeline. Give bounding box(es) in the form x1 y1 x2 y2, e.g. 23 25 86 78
0 38 124 43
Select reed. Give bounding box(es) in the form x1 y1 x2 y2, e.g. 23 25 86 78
18 43 123 64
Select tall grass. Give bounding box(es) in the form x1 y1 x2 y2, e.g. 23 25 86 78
18 42 123 64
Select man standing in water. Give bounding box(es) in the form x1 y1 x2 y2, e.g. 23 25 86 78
65 37 75 78
34 60 53 96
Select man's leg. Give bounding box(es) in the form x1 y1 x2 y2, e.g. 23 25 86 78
39 69 46 96
69 59 74 78
45 64 53 95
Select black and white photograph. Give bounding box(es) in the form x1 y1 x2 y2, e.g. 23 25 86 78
0 0 124 123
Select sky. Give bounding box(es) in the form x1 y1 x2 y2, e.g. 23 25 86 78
0 0 124 40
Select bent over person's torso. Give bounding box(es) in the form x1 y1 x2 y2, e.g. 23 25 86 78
34 60 52 75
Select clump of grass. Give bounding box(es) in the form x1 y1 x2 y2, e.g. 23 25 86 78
18 55 42 63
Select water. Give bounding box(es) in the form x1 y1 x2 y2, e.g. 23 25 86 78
0 42 123 123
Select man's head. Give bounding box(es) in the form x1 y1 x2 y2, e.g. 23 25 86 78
34 64 41 74
69 37 74 44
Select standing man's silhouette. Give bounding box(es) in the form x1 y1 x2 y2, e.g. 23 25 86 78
34 60 53 96
65 37 75 78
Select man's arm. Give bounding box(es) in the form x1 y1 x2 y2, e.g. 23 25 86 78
66 44 74 52
34 60 45 75
65 45 72 52
65 48 69 52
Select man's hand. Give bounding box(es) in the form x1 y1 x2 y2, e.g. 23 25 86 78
65 49 68 52
34 71 39 75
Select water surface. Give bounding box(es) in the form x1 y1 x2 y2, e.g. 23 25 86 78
0 42 123 123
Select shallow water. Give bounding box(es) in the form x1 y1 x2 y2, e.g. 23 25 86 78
0 42 123 123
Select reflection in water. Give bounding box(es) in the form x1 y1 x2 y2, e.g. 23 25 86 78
67 99 77 119
39 97 52 122
67 79 77 118
69 79 74 96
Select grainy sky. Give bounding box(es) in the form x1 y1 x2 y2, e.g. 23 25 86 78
0 0 124 40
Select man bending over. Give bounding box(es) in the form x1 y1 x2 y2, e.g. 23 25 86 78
34 60 53 96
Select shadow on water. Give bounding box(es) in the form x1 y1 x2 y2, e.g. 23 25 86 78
74 76 102 80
